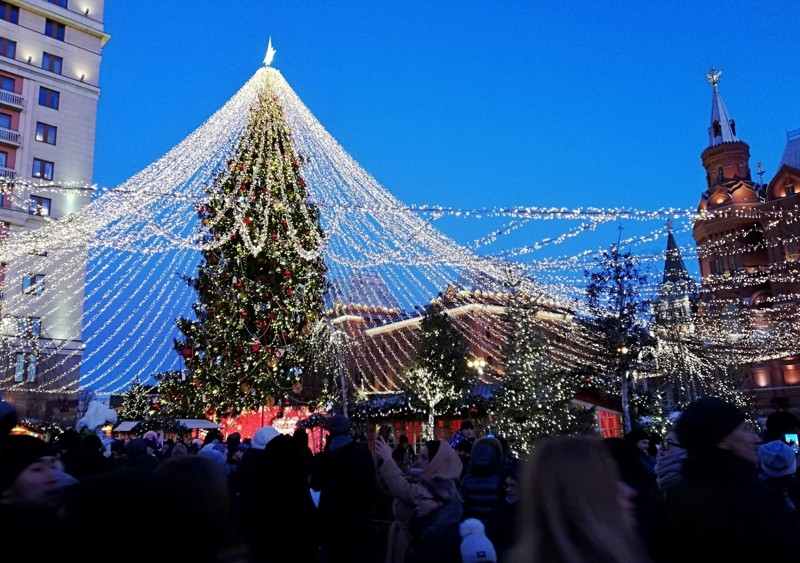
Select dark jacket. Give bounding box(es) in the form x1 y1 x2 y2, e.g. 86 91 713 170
664 448 800 562
407 496 463 563
459 437 504 525
310 437 378 563
762 472 800 519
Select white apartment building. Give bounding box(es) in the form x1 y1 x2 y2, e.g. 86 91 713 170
0 0 106 422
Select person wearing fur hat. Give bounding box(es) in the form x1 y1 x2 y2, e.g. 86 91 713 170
664 397 800 561
0 435 78 562
309 414 377 563
374 436 464 563
758 440 800 518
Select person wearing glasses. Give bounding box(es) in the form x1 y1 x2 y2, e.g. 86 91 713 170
653 430 687 494
664 397 800 562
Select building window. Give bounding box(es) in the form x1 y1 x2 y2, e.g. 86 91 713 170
35 122 57 145
0 76 13 92
784 227 798 262
0 112 10 129
48 0 68 7
0 37 16 60
29 195 51 216
0 2 19 24
0 151 7 168
42 52 62 74
38 87 59 109
14 353 37 383
22 273 45 295
32 158 54 180
44 19 65 41
18 316 41 338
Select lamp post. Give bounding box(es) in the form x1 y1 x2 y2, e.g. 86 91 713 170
618 344 632 434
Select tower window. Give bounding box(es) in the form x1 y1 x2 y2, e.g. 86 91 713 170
0 37 16 59
713 120 722 137
35 122 57 145
22 273 45 295
0 2 19 24
42 52 62 74
32 158 54 180
14 353 37 383
718 167 724 181
18 316 41 338
44 19 65 41
39 87 60 109
730 120 736 136
29 195 51 216
785 180 796 196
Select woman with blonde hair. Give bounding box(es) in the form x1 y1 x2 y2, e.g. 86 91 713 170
508 436 653 563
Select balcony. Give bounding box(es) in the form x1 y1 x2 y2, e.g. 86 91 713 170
0 89 23 110
0 127 21 147
0 167 16 180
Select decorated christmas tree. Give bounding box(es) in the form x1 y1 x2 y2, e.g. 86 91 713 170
170 68 327 419
119 379 156 420
405 301 475 437
494 295 588 456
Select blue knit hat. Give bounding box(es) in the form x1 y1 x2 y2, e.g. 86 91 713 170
758 440 797 477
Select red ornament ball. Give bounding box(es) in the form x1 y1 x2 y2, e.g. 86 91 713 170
181 348 192 359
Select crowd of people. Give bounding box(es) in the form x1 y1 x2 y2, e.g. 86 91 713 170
2 397 800 562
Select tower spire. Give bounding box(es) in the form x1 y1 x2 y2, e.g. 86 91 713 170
706 67 738 146
662 224 691 285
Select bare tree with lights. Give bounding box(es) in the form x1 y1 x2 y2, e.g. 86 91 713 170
169 71 327 419
405 301 475 438
581 241 651 433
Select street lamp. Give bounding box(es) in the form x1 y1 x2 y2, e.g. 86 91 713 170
467 357 487 375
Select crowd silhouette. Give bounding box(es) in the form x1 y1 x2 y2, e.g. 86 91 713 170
2 399 800 563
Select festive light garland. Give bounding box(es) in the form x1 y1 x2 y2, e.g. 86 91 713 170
1 65 799 401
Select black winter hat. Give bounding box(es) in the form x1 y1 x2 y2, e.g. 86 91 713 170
0 435 56 491
675 397 745 452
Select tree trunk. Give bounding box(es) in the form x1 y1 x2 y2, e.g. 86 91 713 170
427 406 436 440
621 370 632 433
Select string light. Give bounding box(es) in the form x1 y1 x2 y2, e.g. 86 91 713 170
1 65 799 402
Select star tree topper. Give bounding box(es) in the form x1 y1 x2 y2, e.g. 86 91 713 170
264 37 277 66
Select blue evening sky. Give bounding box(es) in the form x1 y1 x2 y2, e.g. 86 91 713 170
93 1 800 274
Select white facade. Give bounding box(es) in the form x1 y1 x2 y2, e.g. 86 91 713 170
0 0 107 420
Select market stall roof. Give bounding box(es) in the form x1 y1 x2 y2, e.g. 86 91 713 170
113 419 221 432
113 420 142 432
176 418 222 430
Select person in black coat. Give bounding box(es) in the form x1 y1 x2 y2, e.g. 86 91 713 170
237 428 320 563
310 414 378 563
664 397 800 562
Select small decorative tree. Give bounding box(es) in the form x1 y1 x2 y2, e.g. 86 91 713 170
495 293 591 456
405 301 475 438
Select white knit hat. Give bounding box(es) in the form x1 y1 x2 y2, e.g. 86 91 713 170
251 426 280 450
459 518 497 563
